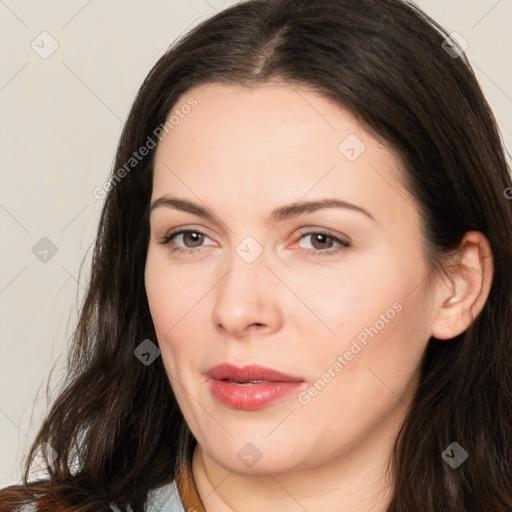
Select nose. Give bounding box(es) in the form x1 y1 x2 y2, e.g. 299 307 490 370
211 246 283 338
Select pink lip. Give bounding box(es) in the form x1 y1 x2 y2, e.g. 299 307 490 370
206 364 306 410
207 363 304 382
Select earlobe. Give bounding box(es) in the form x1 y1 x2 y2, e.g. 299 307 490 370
430 231 493 341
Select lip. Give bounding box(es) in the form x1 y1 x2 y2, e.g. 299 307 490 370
207 363 304 383
206 364 306 410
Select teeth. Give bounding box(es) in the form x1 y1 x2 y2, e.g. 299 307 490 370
226 379 268 384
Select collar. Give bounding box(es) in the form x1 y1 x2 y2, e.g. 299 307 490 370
174 441 207 512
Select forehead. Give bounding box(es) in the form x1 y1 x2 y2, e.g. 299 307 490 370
155 81 386 168
151 82 416 229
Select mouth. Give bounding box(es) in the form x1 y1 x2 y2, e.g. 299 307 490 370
222 379 269 385
206 363 305 383
206 363 306 410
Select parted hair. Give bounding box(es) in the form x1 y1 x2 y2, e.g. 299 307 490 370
1 0 511 510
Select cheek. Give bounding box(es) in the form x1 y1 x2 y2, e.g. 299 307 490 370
303 285 430 415
286 259 401 344
144 257 197 378
297 250 431 389
291 298 428 463
144 251 206 337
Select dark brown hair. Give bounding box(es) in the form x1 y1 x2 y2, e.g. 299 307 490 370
1 0 511 510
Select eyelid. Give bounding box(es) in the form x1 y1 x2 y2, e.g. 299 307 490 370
157 226 215 245
294 226 351 244
157 225 349 244
157 225 351 257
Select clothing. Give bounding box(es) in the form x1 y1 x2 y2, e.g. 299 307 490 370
108 451 206 511
109 480 185 512
23 440 206 511
173 446 207 512
22 482 185 512
109 454 206 512
23 478 199 512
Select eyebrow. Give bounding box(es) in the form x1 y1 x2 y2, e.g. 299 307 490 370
149 196 375 224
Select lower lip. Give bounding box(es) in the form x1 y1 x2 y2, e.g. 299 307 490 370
207 379 305 410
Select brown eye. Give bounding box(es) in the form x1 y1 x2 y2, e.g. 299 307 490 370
179 231 204 248
309 233 335 250
297 230 350 257
158 229 212 254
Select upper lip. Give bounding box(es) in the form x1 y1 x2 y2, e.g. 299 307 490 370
207 364 304 382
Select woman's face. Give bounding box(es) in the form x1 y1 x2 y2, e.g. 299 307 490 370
145 82 438 475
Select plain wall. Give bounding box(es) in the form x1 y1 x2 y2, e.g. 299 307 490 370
1 0 511 486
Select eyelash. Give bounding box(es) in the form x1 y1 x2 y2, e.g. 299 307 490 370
157 228 350 257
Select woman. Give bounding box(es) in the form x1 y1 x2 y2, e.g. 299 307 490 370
1 0 511 510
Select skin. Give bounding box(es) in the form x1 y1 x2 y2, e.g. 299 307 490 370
144 81 493 512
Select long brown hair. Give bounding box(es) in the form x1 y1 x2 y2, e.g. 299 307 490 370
1 0 511 510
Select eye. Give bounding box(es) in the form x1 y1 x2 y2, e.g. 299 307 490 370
296 229 350 257
157 228 350 257
157 229 213 254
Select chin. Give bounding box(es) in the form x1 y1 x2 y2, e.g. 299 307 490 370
203 439 304 475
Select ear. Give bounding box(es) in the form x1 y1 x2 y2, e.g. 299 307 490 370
431 231 494 340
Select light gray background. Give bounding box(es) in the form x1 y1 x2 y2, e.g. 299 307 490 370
1 0 511 487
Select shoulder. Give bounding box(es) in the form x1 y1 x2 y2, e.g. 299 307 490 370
15 504 37 512
109 479 185 512
1 481 184 512
147 480 185 512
